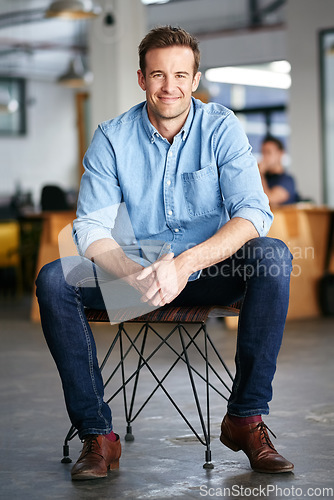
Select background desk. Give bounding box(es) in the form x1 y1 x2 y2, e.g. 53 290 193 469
268 204 333 319
31 211 76 322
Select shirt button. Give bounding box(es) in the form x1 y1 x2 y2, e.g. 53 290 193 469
169 151 173 157
166 180 171 186
174 228 179 233
168 210 173 215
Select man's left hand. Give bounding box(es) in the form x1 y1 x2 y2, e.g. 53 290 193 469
136 253 190 307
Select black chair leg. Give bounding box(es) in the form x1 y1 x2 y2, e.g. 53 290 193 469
178 324 214 469
61 424 77 463
122 323 149 441
125 424 134 441
203 323 214 470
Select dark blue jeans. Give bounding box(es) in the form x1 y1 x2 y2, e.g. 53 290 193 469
36 237 292 439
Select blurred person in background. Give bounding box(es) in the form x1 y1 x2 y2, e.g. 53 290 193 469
259 136 299 206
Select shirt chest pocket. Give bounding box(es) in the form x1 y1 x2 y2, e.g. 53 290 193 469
181 165 223 217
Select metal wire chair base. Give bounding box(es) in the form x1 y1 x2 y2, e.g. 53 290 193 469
61 306 239 469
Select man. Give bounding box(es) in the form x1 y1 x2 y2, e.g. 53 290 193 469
36 26 294 480
259 135 299 206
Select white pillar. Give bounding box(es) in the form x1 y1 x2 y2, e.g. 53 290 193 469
89 0 147 131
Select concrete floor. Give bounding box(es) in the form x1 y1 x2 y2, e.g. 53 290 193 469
1 296 333 500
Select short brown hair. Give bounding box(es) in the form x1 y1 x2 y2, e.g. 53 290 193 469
262 135 285 151
138 26 200 76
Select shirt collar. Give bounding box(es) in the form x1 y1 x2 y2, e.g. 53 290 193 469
142 99 194 144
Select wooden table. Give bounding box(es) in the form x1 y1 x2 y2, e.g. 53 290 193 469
31 211 76 322
268 204 333 319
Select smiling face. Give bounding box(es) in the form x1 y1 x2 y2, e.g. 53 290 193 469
137 45 201 135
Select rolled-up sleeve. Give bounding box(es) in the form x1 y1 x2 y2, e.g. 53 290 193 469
73 126 122 256
215 112 273 237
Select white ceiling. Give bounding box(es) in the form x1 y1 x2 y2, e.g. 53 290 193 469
0 0 287 81
0 0 89 80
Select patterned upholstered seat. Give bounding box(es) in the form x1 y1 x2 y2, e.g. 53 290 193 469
85 302 241 324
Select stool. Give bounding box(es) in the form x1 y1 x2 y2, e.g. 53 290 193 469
61 302 240 469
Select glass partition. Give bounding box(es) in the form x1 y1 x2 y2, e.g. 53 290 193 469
320 29 334 206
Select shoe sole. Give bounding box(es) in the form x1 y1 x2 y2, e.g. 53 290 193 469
71 459 119 480
252 466 294 474
72 472 108 481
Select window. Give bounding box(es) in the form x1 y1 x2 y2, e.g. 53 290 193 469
203 61 290 159
0 77 26 136
320 29 334 206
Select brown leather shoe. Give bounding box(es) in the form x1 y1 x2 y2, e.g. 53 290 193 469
220 414 294 474
71 434 121 480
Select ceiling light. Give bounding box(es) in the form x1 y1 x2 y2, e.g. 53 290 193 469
141 0 170 4
46 0 102 20
58 57 93 88
205 66 291 89
7 99 19 113
0 100 19 114
0 88 19 114
269 60 291 73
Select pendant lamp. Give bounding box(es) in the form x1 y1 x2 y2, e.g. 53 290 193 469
46 0 101 20
58 57 93 87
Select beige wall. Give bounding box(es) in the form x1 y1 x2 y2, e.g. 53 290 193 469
0 81 78 207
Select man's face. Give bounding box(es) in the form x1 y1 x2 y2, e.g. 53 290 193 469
261 141 283 171
137 46 201 126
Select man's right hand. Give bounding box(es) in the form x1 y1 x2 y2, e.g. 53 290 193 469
125 253 175 305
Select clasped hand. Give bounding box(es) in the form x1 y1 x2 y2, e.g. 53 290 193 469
132 253 189 308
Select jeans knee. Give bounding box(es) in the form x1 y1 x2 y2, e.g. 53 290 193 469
265 238 292 266
244 237 293 279
36 256 96 305
36 260 66 303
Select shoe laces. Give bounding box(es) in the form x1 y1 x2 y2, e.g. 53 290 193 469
251 421 277 450
81 435 104 460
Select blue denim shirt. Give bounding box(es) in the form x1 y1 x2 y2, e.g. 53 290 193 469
73 97 273 280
